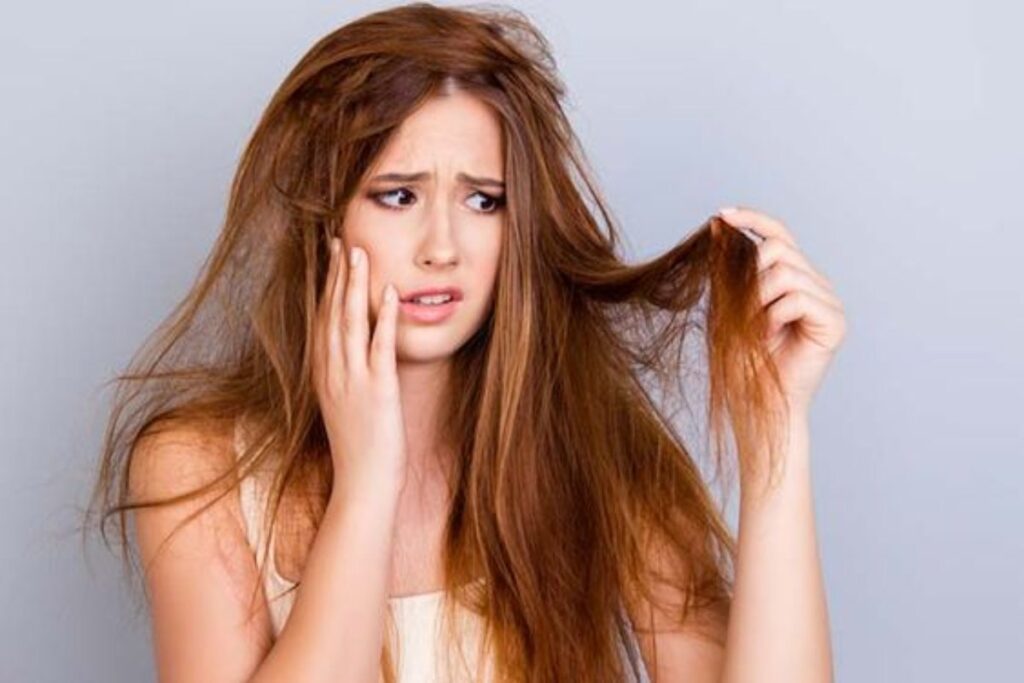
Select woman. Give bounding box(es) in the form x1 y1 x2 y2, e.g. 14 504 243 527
86 3 844 681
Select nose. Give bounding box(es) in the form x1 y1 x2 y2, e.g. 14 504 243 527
416 196 458 269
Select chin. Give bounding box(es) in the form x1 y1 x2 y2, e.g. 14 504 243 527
394 330 459 363
395 320 485 364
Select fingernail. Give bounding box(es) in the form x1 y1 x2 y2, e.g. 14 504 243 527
384 283 396 302
718 206 738 215
350 247 362 266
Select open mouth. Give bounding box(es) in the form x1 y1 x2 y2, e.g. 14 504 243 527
399 296 459 323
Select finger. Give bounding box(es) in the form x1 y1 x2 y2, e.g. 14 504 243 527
755 238 835 293
329 237 350 373
319 237 341 323
343 246 369 371
314 238 341 383
758 261 843 311
764 288 845 348
369 282 399 377
717 206 798 249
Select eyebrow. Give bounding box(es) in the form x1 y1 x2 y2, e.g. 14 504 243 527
369 171 505 190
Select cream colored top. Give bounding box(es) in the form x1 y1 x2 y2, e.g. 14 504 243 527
233 418 650 682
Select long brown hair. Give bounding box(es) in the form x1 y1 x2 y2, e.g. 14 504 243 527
83 3 790 681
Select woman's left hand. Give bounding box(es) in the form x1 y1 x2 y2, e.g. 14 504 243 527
717 206 847 417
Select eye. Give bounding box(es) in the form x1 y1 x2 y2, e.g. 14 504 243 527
367 187 507 214
369 187 416 211
467 190 507 214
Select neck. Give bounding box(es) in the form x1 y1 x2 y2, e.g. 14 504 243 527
396 358 453 487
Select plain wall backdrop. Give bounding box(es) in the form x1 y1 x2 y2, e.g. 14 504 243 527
2 1 1020 680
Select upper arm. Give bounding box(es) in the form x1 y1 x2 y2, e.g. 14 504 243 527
624 539 730 683
128 421 273 682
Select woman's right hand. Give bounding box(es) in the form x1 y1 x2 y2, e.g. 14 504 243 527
311 237 408 504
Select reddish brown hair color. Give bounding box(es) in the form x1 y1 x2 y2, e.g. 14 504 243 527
84 3 789 681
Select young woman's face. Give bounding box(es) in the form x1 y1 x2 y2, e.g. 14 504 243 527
342 90 505 364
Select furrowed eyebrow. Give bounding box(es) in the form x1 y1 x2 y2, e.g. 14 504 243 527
369 171 505 190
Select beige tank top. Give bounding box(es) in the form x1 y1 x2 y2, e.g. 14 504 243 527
232 417 650 682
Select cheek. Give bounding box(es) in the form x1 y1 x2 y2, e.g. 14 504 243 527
470 232 503 287
362 253 403 316
482 260 500 296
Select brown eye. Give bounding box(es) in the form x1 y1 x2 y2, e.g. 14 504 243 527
370 188 415 210
467 191 506 214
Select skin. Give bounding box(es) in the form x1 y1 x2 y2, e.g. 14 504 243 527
340 87 504 485
627 208 845 683
714 206 844 683
309 94 847 679
132 86 843 681
337 88 506 598
336 93 847 682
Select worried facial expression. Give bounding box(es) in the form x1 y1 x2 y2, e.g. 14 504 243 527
341 89 506 364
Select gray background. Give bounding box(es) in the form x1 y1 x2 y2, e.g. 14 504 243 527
2 1 1020 680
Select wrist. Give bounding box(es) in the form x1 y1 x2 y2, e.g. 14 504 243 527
738 413 812 498
330 473 404 514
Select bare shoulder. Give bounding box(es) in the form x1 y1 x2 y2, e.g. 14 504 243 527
624 536 730 683
128 418 248 552
129 416 273 681
128 418 238 499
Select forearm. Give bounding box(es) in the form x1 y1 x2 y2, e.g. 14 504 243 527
250 480 401 683
720 416 833 683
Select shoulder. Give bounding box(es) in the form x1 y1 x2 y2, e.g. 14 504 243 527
128 415 273 679
128 417 239 497
127 416 249 575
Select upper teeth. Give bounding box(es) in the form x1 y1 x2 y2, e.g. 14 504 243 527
412 293 453 305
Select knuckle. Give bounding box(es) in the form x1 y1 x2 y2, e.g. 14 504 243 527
340 370 363 396
763 261 784 285
342 311 359 333
773 237 794 256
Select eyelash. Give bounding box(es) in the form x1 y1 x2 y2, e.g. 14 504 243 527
368 187 507 214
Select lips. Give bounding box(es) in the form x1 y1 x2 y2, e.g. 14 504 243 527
399 293 460 324
399 286 464 303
